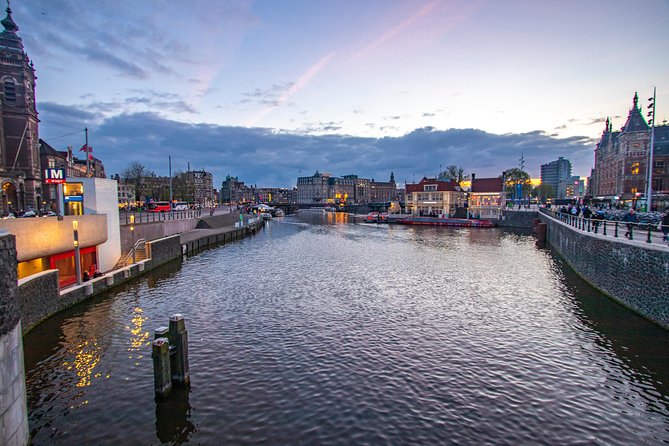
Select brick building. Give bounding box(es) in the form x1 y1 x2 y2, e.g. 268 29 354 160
0 6 40 214
590 92 669 209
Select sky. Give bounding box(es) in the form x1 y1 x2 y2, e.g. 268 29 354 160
12 0 669 188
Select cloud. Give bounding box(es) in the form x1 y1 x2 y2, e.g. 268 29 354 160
247 52 336 126
37 109 595 188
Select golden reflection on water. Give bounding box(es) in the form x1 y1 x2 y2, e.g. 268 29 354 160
127 307 149 364
62 338 102 389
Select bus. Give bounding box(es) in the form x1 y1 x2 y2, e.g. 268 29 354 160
146 201 171 212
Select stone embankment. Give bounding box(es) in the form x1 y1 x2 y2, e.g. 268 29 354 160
538 212 669 329
17 215 264 334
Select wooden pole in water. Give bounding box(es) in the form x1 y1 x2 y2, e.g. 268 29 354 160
169 314 190 386
152 337 172 397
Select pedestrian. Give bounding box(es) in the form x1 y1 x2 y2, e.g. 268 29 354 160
582 206 592 220
661 209 669 243
623 208 637 238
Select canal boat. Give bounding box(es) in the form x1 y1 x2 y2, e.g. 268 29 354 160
398 215 497 227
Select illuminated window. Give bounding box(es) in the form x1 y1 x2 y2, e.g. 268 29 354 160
631 162 640 175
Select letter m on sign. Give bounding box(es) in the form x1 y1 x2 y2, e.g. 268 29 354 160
44 168 66 184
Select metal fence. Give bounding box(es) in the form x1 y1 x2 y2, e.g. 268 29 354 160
540 208 668 245
120 209 202 226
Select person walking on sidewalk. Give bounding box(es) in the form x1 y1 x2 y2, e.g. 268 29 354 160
661 209 669 243
623 208 637 238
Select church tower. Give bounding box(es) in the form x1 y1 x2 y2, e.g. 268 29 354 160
0 2 40 214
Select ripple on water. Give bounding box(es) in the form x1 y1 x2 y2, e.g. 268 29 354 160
23 218 669 445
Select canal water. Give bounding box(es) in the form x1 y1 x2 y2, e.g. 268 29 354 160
23 214 669 445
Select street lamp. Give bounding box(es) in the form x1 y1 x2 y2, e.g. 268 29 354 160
73 220 82 285
646 88 657 212
130 214 136 264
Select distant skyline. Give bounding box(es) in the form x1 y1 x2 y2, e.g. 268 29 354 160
14 0 669 187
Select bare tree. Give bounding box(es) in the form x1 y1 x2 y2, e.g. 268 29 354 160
122 161 154 202
438 165 470 186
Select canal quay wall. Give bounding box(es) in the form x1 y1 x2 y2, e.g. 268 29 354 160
539 213 669 329
0 233 29 446
17 217 264 334
499 210 538 228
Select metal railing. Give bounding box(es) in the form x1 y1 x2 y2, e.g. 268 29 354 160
117 238 146 267
540 208 668 245
120 209 202 225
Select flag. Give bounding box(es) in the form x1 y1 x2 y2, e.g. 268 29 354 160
80 144 92 153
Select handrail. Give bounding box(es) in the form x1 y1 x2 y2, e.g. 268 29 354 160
540 208 668 245
120 209 203 225
118 238 146 266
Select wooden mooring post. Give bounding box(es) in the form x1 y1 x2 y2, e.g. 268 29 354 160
151 314 190 397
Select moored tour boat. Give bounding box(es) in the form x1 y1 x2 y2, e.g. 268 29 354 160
399 215 497 227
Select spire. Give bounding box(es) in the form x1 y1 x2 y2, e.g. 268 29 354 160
604 117 610 133
622 91 649 133
0 0 23 53
1 1 18 34
390 172 395 183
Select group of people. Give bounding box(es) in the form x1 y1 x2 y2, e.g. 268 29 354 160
558 204 669 243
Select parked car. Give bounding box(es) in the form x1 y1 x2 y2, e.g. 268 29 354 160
172 202 189 211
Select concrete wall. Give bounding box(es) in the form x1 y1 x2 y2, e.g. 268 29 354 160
196 212 242 229
120 219 198 251
0 233 29 446
146 235 182 268
0 215 107 262
499 210 537 228
540 214 669 329
81 178 121 272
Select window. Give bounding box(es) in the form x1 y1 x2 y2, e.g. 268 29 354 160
631 162 640 175
424 185 437 191
654 161 665 173
4 79 15 102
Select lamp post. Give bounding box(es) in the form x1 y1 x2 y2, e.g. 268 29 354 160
73 220 82 285
130 214 136 264
646 87 657 212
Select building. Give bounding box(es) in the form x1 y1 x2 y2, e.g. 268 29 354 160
540 157 572 199
370 172 398 203
185 170 214 207
405 177 466 217
111 174 136 209
40 139 108 212
221 175 254 203
565 176 585 198
591 92 669 209
469 174 504 219
0 178 121 287
0 5 40 214
296 171 331 204
296 171 396 205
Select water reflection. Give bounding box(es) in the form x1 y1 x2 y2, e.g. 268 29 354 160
155 386 195 444
23 217 669 445
555 251 669 408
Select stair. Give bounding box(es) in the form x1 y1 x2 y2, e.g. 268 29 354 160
115 239 147 268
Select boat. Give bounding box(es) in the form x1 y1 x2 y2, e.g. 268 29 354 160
364 212 388 223
398 215 497 227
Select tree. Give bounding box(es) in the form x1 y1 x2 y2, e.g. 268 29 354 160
438 165 470 186
122 161 154 202
504 167 532 201
532 184 555 203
